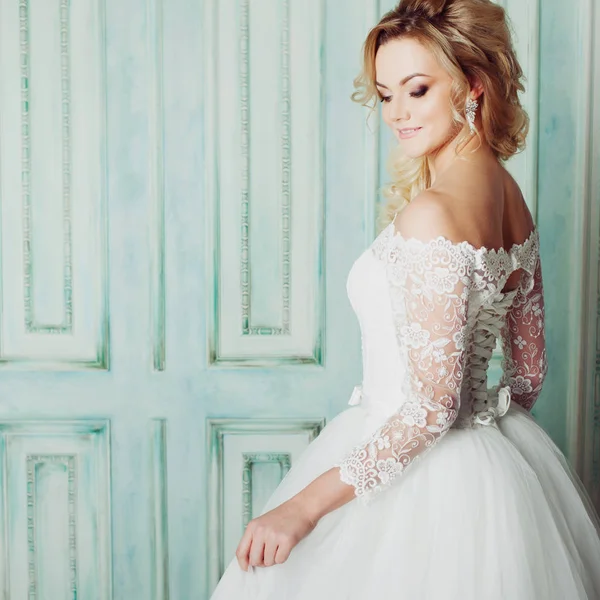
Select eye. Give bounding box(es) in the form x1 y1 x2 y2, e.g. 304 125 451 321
379 95 392 103
409 85 429 98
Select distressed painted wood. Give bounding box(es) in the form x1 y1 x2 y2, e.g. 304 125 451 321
206 418 324 592
0 421 112 599
0 0 109 369
205 0 326 365
0 1 596 599
150 419 170 600
576 0 600 507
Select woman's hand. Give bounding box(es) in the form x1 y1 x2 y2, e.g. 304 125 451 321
235 467 356 572
235 496 317 571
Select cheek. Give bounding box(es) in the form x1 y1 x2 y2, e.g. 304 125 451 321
381 104 393 127
416 95 444 122
422 92 454 126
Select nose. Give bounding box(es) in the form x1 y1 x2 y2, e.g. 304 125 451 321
388 96 409 122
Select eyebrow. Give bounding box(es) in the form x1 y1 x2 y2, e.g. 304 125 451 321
375 73 430 89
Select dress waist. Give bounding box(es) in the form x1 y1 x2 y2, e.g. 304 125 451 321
348 384 512 429
348 385 399 419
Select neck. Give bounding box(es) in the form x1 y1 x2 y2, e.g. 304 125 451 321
428 130 494 184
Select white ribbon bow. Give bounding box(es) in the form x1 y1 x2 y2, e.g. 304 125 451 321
473 385 512 427
348 385 363 406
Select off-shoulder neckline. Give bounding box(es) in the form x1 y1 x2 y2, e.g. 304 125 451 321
383 221 539 258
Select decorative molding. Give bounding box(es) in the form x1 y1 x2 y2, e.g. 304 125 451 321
594 367 600 487
206 0 325 366
148 0 166 371
591 0 600 504
241 452 291 529
580 0 600 506
280 1 292 336
96 0 110 372
567 0 594 483
239 0 250 331
239 0 292 337
150 419 170 600
0 0 109 369
26 454 78 597
0 420 112 599
19 0 74 334
206 418 325 595
204 0 219 365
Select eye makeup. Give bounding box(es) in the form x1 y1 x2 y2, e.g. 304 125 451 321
409 85 429 98
376 84 429 103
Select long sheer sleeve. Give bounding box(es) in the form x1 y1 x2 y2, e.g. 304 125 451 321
499 257 548 411
336 238 476 503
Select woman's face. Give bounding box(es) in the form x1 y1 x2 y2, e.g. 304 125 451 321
375 37 457 158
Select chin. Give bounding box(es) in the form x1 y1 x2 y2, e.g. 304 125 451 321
399 143 431 160
399 135 450 160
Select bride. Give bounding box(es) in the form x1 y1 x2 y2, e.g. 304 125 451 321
211 0 600 597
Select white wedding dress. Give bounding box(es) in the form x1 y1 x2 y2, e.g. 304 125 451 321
211 220 600 599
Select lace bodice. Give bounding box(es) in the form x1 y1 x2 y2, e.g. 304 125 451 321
336 222 547 503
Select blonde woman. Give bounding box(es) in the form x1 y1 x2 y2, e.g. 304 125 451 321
211 1 600 597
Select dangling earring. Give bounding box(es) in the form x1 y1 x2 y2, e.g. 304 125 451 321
466 97 478 133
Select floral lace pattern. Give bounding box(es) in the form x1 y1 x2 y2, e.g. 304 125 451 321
337 225 546 503
499 258 547 410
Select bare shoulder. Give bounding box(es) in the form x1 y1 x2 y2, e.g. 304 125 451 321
500 168 535 234
395 190 466 243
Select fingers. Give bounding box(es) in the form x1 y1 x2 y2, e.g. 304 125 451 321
235 527 253 571
275 541 292 565
248 534 265 568
263 538 278 568
236 518 297 572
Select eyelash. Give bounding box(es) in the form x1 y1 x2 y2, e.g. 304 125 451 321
379 85 429 103
411 85 429 98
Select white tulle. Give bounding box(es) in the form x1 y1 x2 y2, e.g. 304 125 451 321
210 222 600 600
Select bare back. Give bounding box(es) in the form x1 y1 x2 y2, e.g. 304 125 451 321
397 151 536 293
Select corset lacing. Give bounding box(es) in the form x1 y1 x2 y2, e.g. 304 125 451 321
455 300 514 429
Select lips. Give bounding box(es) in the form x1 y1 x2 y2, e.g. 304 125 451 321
397 127 422 140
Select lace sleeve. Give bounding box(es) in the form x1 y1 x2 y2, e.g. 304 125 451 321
499 257 547 411
336 237 476 503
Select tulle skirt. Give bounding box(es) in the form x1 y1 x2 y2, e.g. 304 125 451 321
210 402 600 600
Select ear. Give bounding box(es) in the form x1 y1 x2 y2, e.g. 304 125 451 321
469 76 484 101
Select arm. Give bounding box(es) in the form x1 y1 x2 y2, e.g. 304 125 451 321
237 231 475 570
236 206 476 569
334 231 474 502
235 469 354 571
499 256 548 411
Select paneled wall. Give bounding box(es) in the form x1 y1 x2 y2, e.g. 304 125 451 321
206 419 324 587
204 0 325 365
0 421 111 598
0 0 108 368
0 0 596 598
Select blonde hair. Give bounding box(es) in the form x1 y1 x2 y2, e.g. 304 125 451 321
353 0 529 228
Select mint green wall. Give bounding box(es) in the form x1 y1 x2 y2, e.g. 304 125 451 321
535 0 594 459
0 1 596 599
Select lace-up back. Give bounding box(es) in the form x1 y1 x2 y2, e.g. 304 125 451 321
339 222 547 501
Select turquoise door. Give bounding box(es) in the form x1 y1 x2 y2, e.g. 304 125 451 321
0 0 596 598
